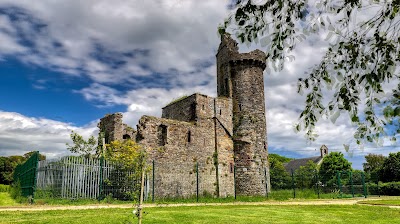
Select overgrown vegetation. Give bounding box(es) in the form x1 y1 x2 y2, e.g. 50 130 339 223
104 140 148 201
0 192 18 206
165 95 189 106
0 184 9 192
368 182 400 196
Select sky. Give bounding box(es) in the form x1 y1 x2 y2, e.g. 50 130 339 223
0 0 398 170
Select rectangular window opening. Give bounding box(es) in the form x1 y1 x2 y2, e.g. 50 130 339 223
190 103 196 121
187 130 191 143
158 125 167 146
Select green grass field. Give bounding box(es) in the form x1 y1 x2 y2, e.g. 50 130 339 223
0 193 18 206
0 204 399 224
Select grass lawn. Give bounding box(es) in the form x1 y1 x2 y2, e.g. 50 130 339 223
1 204 399 224
0 192 18 206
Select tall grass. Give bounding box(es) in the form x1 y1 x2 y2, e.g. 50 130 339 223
151 189 343 204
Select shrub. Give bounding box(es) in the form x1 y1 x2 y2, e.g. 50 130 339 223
9 181 28 203
368 181 400 196
0 184 10 192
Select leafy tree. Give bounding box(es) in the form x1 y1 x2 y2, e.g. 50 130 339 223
379 151 400 182
104 140 148 201
269 153 292 163
319 152 352 183
223 0 400 143
363 153 385 180
0 155 29 185
23 151 46 161
269 154 291 189
0 157 12 184
66 131 99 158
296 160 318 189
106 140 147 171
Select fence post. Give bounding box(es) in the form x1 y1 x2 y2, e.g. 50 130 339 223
337 171 342 198
32 151 40 201
316 172 320 199
377 176 380 197
152 160 155 203
99 157 104 200
196 162 199 202
234 165 236 200
291 169 295 199
99 137 106 200
362 172 367 198
350 171 354 198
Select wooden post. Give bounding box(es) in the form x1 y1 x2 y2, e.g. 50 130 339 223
138 153 145 224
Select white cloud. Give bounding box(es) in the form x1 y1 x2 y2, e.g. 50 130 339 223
0 111 98 158
0 0 229 86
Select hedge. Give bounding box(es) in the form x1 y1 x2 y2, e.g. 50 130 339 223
368 182 400 196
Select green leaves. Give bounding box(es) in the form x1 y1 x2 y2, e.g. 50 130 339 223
319 152 352 182
66 131 99 158
225 0 400 144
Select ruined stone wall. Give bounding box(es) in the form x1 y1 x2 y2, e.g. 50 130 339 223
137 115 233 198
215 97 233 136
162 94 198 122
98 113 136 143
214 119 235 197
161 93 233 125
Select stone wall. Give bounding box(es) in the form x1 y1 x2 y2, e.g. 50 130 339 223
137 115 234 198
98 113 136 143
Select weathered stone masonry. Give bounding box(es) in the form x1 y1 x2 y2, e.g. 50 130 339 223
98 34 270 198
217 34 270 195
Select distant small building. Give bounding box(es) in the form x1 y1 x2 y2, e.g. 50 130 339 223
284 145 329 173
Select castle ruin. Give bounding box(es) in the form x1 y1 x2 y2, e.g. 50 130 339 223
98 34 270 198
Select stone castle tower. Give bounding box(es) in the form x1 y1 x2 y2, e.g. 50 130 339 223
217 34 270 195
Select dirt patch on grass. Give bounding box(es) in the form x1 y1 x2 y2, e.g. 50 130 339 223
0 198 383 211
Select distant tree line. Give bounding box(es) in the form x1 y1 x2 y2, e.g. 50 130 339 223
363 152 400 182
0 151 46 185
270 150 400 190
